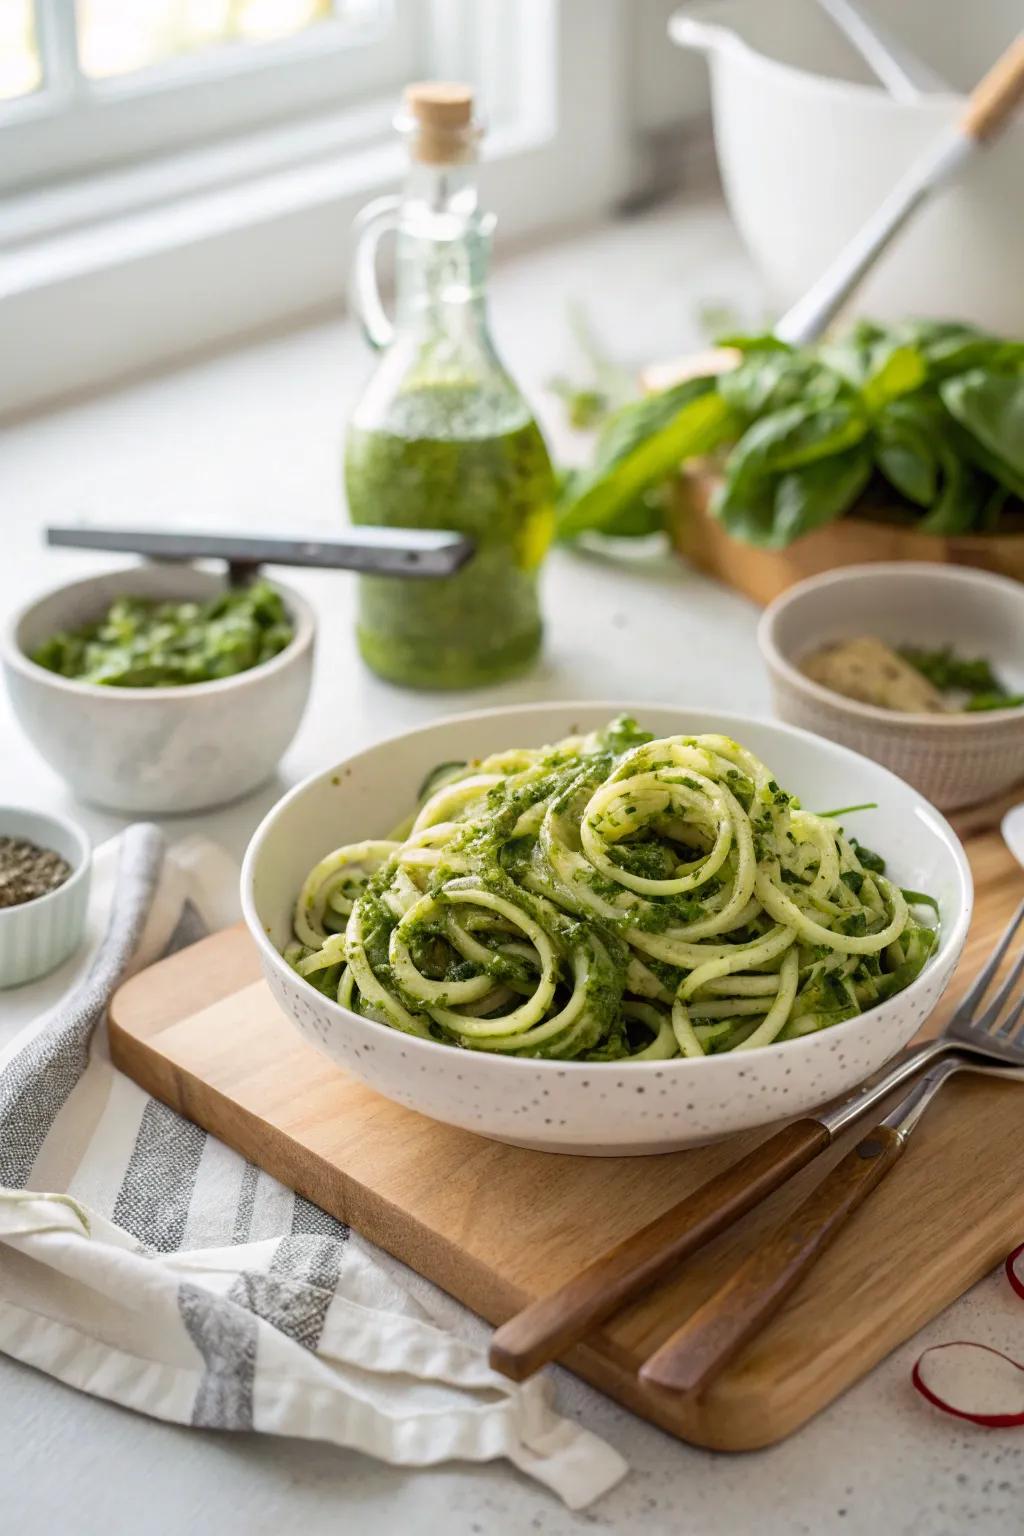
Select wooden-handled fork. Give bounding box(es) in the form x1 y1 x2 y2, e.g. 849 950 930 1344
640 1052 1024 1395
489 902 1024 1385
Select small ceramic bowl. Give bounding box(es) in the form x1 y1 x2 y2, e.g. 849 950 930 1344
241 702 972 1156
0 806 91 987
2 565 315 815
759 563 1024 812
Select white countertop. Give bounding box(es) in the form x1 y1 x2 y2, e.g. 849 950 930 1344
2 197 1021 1535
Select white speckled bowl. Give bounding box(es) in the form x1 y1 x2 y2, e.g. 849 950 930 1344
241 703 972 1156
759 564 1024 812
3 565 314 815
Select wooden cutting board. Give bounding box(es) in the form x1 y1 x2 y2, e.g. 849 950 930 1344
108 827 1024 1452
666 463 1024 607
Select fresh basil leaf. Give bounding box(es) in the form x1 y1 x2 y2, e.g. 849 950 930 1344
714 333 793 354
916 450 981 535
718 352 841 422
714 443 870 549
555 380 736 539
906 320 1024 378
820 335 924 404
860 344 927 411
597 488 669 538
711 471 777 546
713 402 870 549
772 446 872 545
941 369 1024 480
717 353 802 417
875 400 939 506
555 318 1022 549
727 402 869 484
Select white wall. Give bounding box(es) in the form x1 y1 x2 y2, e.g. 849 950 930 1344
628 0 711 133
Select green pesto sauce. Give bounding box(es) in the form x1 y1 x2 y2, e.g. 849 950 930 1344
30 579 293 688
345 384 555 689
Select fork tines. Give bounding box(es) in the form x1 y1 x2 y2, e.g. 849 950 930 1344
951 899 1024 1045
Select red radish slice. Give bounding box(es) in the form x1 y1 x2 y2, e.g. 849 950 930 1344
1006 1242 1024 1303
913 1342 1024 1428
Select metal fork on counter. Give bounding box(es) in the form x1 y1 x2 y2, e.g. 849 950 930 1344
489 900 1024 1390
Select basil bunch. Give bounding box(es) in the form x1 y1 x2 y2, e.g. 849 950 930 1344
555 320 1024 548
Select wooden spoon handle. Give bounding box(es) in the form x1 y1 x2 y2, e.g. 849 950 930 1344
639 1125 904 1396
488 1117 830 1382
961 33 1024 141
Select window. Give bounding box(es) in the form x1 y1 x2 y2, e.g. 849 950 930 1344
2 0 421 193
0 1 631 416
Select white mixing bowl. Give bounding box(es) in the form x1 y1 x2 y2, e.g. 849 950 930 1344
242 703 972 1156
672 0 1023 331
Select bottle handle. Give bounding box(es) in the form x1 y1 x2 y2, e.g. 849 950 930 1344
350 195 401 352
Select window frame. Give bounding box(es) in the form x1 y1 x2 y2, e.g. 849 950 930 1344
2 0 423 195
0 0 632 418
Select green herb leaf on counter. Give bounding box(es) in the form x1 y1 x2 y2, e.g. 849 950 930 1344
546 302 638 435
547 382 613 432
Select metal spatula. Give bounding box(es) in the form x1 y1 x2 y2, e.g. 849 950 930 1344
45 524 474 582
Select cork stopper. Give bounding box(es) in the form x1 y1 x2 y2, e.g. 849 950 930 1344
401 82 479 165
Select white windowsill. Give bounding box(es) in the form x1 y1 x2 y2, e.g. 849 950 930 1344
1 97 399 255
1 120 610 419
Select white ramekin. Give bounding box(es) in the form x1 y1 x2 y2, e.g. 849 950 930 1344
758 563 1024 811
0 806 92 988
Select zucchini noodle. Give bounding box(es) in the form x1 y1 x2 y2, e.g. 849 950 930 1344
284 718 937 1061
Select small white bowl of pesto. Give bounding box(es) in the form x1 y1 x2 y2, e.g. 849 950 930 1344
242 702 971 1155
3 564 314 814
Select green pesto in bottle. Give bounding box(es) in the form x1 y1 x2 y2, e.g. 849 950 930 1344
344 84 554 689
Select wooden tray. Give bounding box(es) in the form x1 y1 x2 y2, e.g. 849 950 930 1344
108 828 1024 1453
667 466 1024 607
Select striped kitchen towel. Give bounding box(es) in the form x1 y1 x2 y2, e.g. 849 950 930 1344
0 826 626 1510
